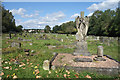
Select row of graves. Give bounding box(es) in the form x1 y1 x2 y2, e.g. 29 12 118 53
4 30 119 76
43 12 120 76
3 14 119 77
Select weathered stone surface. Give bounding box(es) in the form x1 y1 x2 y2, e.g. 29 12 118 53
11 42 21 48
51 66 55 70
43 60 50 70
23 39 32 41
93 46 106 61
73 12 90 56
74 58 92 62
97 46 103 57
73 41 91 56
52 52 57 55
29 43 32 45
48 45 56 49
75 12 89 41
93 57 106 61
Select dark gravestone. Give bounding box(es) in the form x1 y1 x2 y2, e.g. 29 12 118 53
9 33 12 39
19 43 21 48
24 49 30 56
74 58 92 62
19 33 22 36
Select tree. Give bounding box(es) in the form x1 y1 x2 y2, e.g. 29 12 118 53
16 25 23 32
52 21 76 34
1 5 23 33
88 9 119 37
44 25 51 33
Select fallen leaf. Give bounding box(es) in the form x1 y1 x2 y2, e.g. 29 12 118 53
85 74 91 79
13 75 17 79
7 75 10 78
63 64 66 66
35 69 39 75
55 71 58 73
27 62 29 64
3 67 9 69
5 62 8 64
34 66 38 69
64 74 67 78
13 73 15 76
37 64 39 66
67 75 70 77
19 65 23 67
9 62 11 64
22 67 26 69
10 59 15 62
0 72 4 76
35 69 39 72
27 59 29 62
47 75 48 77
33 72 35 74
57 75 59 77
36 76 41 78
66 70 70 74
10 67 12 70
15 68 18 70
49 71 51 74
75 74 79 78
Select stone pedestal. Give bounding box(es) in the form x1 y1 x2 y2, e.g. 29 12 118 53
93 46 106 61
73 41 91 56
43 60 50 70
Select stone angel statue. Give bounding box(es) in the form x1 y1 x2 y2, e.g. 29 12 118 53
75 15 89 42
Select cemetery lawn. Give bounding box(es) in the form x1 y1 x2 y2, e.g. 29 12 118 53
1 33 119 79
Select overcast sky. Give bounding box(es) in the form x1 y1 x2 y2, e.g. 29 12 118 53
2 0 119 29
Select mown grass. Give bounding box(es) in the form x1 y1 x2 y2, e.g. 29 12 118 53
1 33 119 79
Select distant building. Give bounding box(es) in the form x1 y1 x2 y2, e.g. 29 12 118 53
23 29 44 33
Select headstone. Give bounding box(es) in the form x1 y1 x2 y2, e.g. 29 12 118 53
9 33 12 39
97 36 99 40
19 33 22 36
97 46 103 57
29 43 32 45
52 52 57 55
19 43 21 48
18 37 23 40
24 49 30 56
61 39 63 42
48 45 56 49
93 46 106 61
73 11 91 56
43 60 50 70
11 42 21 48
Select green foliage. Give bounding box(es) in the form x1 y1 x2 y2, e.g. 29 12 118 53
52 21 76 34
88 8 120 37
52 8 120 37
44 25 51 33
16 25 23 32
1 6 23 33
